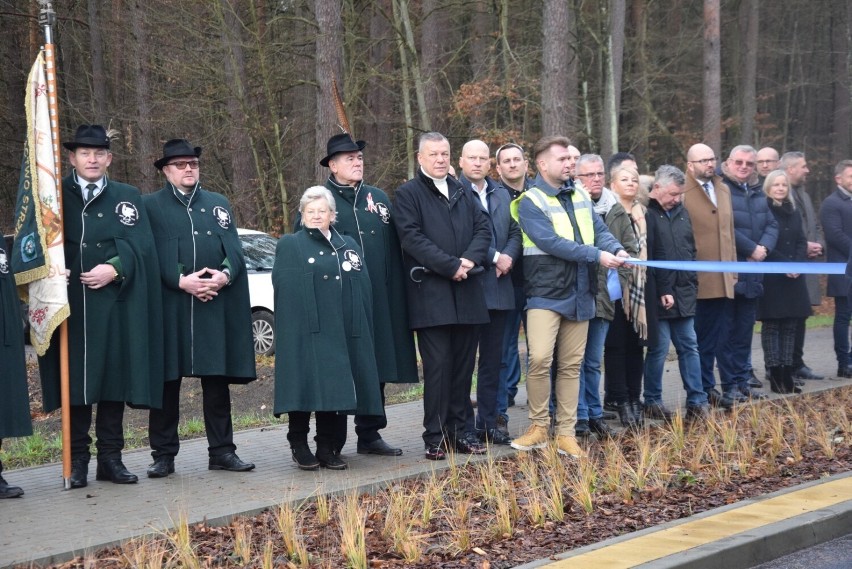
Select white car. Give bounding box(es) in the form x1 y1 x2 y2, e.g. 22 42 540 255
238 228 277 356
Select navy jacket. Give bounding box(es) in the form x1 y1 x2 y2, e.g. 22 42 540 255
721 170 778 298
458 174 522 311
820 188 852 297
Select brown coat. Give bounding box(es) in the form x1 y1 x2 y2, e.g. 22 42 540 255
681 171 737 300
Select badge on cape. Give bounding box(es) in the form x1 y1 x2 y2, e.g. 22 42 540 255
0 250 8 274
213 206 232 229
20 233 37 263
376 202 390 224
342 249 362 271
115 202 139 226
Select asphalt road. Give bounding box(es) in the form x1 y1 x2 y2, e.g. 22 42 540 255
751 533 852 569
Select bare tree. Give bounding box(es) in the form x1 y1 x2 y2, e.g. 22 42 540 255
541 0 571 137
601 0 626 159
129 0 156 190
314 0 344 182
420 0 448 133
703 0 721 156
739 0 758 145
87 0 108 122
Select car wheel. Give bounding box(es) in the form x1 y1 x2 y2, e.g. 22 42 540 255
251 310 275 356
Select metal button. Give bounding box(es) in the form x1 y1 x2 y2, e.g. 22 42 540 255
331 252 336 256
96 243 101 248
194 231 198 235
82 243 87 248
319 251 324 255
188 207 193 212
323 275 328 280
201 208 206 212
98 213 104 218
335 276 340 280
207 231 212 235
371 230 376 234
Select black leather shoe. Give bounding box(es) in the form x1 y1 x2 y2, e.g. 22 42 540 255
724 389 748 403
589 417 616 438
0 475 24 498
793 365 824 380
480 428 512 445
575 419 591 438
454 434 486 454
837 367 852 379
643 401 673 421
357 438 403 456
209 452 255 472
707 388 734 409
96 458 139 484
629 400 644 425
147 456 175 478
748 368 764 388
425 444 446 461
69 458 89 489
291 445 320 471
601 410 618 421
315 447 348 470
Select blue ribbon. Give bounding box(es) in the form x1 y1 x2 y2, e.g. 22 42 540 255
627 259 846 275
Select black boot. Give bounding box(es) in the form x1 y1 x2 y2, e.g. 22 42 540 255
315 443 347 470
768 366 784 394
617 402 637 428
629 400 644 426
0 460 24 499
782 366 802 394
290 443 320 471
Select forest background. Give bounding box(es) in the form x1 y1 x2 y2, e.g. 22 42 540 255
0 0 849 235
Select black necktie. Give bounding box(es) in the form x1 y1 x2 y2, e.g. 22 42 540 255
85 183 97 202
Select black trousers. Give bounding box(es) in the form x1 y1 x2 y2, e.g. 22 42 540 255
71 401 125 461
354 383 388 443
149 377 236 459
417 324 479 446
604 301 645 403
287 411 348 451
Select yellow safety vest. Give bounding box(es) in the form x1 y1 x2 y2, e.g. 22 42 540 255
510 186 596 255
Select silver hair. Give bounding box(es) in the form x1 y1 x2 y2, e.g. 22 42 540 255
576 154 604 171
298 186 337 225
418 132 449 153
654 164 685 188
779 151 805 170
728 144 757 159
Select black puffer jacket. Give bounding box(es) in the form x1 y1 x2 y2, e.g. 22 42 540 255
757 199 811 320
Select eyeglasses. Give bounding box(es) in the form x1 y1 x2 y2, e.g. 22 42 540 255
690 157 716 165
576 172 606 179
732 159 756 168
167 160 200 170
756 159 778 166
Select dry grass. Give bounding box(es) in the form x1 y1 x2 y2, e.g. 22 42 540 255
47 386 852 569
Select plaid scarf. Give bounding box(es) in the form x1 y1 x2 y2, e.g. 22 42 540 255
625 201 648 339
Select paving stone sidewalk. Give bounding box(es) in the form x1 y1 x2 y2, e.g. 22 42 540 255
0 326 848 568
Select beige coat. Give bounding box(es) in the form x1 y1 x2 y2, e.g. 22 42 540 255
681 171 737 299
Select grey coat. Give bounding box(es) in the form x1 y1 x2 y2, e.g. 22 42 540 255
790 184 824 305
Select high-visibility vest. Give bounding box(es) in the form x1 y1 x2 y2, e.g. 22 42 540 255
510 186 596 254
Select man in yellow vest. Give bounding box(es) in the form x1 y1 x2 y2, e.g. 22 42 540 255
510 136 628 458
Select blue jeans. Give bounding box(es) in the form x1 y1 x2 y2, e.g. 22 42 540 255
834 296 851 368
578 317 609 420
694 298 733 392
643 317 708 407
717 296 757 393
498 286 526 420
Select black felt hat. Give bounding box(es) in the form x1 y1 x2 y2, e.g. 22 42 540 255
63 124 111 151
154 139 203 170
319 133 366 167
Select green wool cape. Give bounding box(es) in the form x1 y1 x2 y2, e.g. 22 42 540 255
0 240 32 438
323 178 418 383
144 184 256 383
38 174 164 412
272 228 382 416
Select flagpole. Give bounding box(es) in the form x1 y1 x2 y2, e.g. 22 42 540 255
38 0 71 490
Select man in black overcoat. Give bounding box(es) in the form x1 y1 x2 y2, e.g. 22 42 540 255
393 132 492 460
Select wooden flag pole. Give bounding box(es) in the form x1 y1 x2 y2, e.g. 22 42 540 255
38 0 71 490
